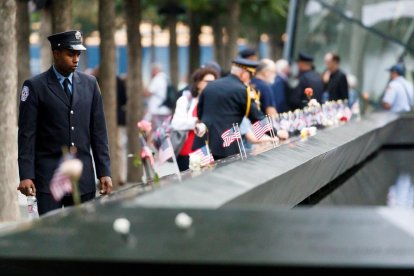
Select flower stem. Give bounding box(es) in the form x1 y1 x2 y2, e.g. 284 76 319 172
72 178 81 206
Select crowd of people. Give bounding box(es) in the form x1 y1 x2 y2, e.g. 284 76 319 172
17 29 413 216
143 48 413 172
144 48 370 171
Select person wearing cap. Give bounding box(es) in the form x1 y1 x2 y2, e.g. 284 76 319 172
290 52 324 110
239 48 258 61
193 57 266 159
17 30 112 215
382 64 413 112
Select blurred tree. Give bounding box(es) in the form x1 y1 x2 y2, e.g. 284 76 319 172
33 0 72 71
38 4 52 71
212 13 226 68
72 0 125 36
0 0 20 222
240 0 288 60
159 0 185 89
142 0 162 64
181 0 213 75
124 0 143 182
187 8 201 75
51 0 72 32
196 0 229 69
16 0 31 110
99 0 120 188
224 0 240 71
72 0 98 36
264 0 289 60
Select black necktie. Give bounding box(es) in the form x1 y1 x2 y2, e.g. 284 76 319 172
63 78 72 103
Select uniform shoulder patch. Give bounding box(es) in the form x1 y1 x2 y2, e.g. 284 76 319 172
21 86 29 102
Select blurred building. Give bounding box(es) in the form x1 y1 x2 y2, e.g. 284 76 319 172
284 0 414 106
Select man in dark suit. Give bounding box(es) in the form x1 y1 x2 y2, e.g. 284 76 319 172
194 58 265 159
272 59 291 113
17 30 112 215
322 52 349 101
290 52 324 110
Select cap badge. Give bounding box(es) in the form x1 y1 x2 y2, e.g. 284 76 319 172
75 31 81 40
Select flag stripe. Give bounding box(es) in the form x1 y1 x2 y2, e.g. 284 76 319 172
49 168 72 201
252 118 272 140
158 138 174 164
221 126 241 147
49 154 76 202
190 145 214 167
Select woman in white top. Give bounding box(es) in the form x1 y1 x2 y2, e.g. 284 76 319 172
171 67 219 171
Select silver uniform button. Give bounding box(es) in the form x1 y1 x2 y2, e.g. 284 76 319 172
70 110 74 114
71 126 75 130
71 142 75 146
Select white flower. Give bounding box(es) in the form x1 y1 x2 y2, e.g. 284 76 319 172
113 218 131 235
175 212 193 229
308 99 321 107
308 126 317 136
60 159 83 179
189 154 202 171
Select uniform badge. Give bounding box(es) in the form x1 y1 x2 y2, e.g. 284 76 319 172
21 86 29 102
75 31 81 40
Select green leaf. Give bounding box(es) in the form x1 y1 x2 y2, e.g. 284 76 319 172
153 173 160 184
133 155 142 168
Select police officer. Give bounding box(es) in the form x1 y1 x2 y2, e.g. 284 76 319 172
17 30 112 215
239 48 258 61
290 52 324 110
194 58 265 159
382 64 414 112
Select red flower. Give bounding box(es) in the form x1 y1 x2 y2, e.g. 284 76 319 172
304 87 313 98
339 116 348 122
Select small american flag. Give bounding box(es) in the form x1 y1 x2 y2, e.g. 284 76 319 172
252 117 272 140
221 127 241 147
190 145 214 166
158 137 174 164
49 155 74 202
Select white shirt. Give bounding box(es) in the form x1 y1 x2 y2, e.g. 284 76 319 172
383 76 414 112
170 91 198 131
147 72 171 115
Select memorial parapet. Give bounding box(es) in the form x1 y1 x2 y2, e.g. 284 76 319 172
127 112 404 208
1 112 414 274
